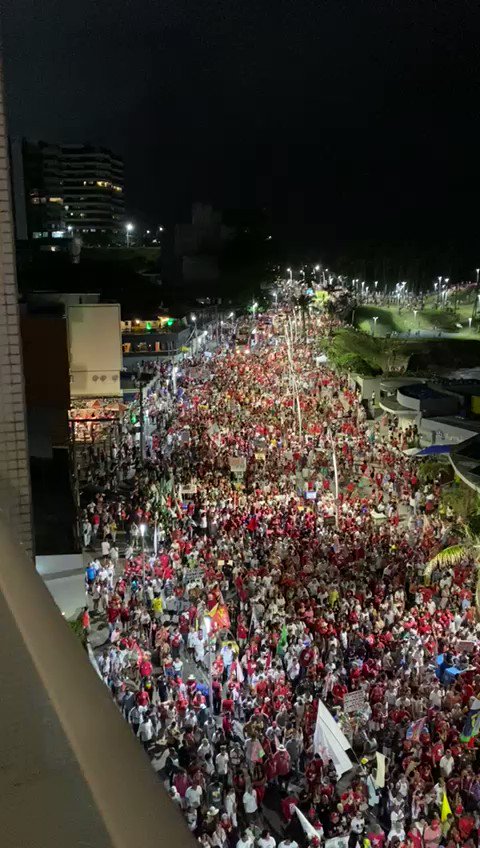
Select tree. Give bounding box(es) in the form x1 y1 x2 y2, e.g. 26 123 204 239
424 527 480 612
296 293 312 341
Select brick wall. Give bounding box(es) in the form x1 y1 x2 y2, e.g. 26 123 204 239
0 61 33 555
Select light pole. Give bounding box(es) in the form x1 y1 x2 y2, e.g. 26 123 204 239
287 267 293 282
140 523 146 602
191 314 197 347
252 301 258 320
203 615 213 713
372 315 378 336
125 221 134 247
272 291 278 309
413 309 418 327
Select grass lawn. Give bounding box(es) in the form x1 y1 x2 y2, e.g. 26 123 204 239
355 300 478 338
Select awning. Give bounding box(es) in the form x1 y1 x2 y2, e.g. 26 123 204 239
416 444 455 456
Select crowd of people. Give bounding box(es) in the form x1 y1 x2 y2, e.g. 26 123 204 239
81 311 480 848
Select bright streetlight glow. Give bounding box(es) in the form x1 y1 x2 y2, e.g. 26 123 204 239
126 222 134 232
191 314 197 322
315 265 320 271
139 523 146 537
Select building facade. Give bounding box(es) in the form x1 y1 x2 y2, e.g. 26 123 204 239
61 145 124 238
0 65 33 554
10 140 125 244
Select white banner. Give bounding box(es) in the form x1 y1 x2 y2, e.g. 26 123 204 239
313 700 352 778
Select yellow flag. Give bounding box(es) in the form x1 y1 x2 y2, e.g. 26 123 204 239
441 790 452 821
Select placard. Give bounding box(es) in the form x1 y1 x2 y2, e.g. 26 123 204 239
343 690 367 714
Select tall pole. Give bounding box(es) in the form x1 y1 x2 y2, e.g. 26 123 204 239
139 381 145 461
204 617 213 713
140 524 146 604
329 428 340 529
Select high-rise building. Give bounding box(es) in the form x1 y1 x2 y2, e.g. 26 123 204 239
10 138 65 241
61 144 124 237
10 140 125 244
0 70 33 554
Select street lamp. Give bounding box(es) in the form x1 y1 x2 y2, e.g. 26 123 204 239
203 615 213 712
125 221 134 247
413 309 418 326
372 315 379 336
287 267 293 281
252 301 258 318
139 524 146 601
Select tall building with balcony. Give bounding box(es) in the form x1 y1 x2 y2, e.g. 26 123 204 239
10 140 125 244
61 144 125 240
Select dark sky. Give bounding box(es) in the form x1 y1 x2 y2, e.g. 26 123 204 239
3 0 480 252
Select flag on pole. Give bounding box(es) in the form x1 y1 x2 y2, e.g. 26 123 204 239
207 603 231 632
441 790 452 822
294 806 318 840
406 716 427 742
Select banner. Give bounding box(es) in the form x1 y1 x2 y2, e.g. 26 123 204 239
313 700 352 778
375 751 386 788
229 456 246 473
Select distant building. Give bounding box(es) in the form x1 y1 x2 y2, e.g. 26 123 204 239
175 202 233 285
10 139 125 245
61 145 124 239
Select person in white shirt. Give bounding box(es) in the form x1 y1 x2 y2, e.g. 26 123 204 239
439 750 455 778
137 716 153 748
257 830 276 848
242 787 258 822
278 840 298 848
215 746 229 784
185 783 202 809
237 830 254 848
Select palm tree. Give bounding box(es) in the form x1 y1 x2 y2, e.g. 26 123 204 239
296 293 312 342
424 528 480 612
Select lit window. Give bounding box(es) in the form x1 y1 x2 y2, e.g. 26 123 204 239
48 197 63 204
32 232 42 239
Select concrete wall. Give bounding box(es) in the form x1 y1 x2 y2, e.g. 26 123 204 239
68 303 122 397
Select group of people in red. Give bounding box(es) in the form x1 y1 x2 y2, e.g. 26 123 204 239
85 310 480 848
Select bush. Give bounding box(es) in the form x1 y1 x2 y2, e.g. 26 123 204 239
334 353 379 376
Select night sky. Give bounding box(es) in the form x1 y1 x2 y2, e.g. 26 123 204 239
3 0 480 253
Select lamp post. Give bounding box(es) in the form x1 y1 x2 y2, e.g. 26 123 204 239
203 615 213 713
252 301 258 320
125 221 134 248
372 315 378 336
413 309 418 327
287 267 293 282
140 523 146 602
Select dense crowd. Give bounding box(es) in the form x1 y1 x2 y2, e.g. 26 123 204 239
81 313 480 848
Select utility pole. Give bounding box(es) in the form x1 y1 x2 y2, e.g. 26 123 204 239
139 381 145 461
